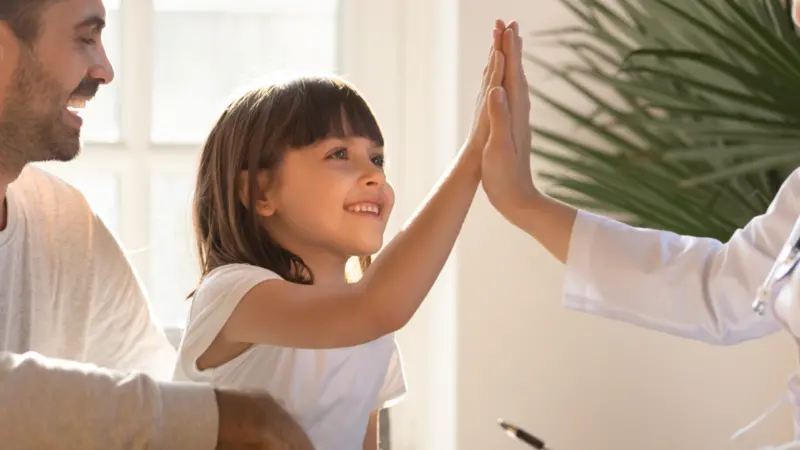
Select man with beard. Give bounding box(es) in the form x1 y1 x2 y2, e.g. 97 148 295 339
0 0 313 449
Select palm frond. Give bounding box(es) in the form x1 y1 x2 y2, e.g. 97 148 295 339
528 0 799 239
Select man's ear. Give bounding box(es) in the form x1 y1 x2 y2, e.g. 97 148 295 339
238 170 277 217
0 23 20 120
0 22 20 76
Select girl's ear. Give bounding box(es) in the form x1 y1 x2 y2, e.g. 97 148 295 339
238 170 277 217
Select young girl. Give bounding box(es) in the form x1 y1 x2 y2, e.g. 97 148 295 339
173 20 522 450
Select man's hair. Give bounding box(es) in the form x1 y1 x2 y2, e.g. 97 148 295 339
0 0 57 43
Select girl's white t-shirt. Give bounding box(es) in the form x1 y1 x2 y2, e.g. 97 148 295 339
173 263 407 450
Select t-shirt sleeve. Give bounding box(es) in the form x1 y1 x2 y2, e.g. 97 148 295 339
176 264 282 380
86 213 177 381
374 335 407 410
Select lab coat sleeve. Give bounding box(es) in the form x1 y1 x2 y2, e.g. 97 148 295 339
563 168 800 345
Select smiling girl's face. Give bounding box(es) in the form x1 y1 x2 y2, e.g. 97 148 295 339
257 132 395 263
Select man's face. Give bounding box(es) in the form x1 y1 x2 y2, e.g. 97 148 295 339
0 0 113 168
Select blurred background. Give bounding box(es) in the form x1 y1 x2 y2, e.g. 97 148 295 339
37 0 799 449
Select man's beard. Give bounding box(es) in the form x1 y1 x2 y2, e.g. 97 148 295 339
0 47 81 170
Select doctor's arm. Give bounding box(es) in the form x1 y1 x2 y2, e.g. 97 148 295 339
479 27 799 344
506 169 800 344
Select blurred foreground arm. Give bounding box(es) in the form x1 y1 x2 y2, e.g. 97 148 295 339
0 351 313 450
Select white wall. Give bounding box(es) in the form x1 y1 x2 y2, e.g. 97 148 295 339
382 1 800 450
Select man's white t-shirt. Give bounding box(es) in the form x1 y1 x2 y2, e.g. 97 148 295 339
0 166 176 379
174 263 407 450
0 166 218 449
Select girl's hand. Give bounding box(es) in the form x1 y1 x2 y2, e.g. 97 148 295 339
460 20 506 176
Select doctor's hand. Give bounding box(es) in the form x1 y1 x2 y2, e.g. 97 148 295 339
481 22 539 217
481 22 578 263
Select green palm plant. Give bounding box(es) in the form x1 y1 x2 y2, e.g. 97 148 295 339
529 0 800 241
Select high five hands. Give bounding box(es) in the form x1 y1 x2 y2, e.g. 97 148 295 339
480 20 540 224
463 19 572 262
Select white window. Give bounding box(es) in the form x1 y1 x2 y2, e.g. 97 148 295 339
39 0 343 329
39 1 410 447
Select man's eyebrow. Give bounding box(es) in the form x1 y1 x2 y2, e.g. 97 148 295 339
74 15 106 32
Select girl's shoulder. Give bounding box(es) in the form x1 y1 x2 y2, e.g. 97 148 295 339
204 263 282 282
194 263 284 306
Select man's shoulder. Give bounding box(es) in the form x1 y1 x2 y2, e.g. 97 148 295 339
12 165 92 213
10 166 98 245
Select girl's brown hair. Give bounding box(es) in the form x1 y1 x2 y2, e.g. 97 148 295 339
192 76 383 287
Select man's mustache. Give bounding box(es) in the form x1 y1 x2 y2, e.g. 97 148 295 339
71 78 100 98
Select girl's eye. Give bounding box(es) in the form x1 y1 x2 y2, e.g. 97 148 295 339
371 154 385 168
328 148 348 160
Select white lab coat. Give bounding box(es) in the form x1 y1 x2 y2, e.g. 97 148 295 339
561 167 800 446
563 168 800 345
741 249 800 450
755 214 800 449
